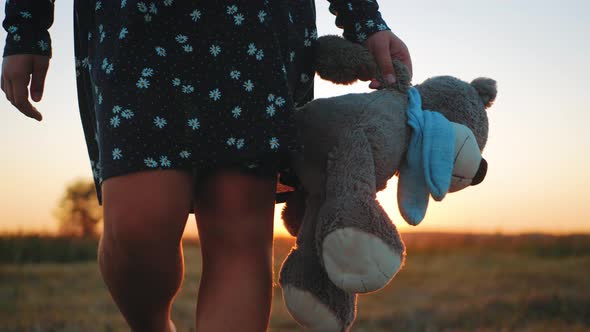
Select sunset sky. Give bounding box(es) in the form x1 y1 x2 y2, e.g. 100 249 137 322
1 1 589 236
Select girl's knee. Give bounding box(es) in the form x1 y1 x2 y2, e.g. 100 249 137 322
197 211 274 261
201 240 273 275
101 170 194 253
103 205 186 247
195 170 277 217
200 224 274 260
191 171 278 271
195 172 277 246
101 203 189 266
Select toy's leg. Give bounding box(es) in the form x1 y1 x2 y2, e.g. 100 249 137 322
280 194 357 332
317 129 406 293
281 188 306 237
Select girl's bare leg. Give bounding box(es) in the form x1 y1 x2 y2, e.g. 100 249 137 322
99 169 194 332
193 170 276 332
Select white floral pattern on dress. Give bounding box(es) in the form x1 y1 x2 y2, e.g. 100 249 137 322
3 0 391 206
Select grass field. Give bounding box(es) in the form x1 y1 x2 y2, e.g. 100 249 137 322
1 233 590 331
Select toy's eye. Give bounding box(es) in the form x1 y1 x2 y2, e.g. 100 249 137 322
472 158 487 186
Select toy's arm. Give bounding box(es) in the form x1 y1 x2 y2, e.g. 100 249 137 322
315 35 411 90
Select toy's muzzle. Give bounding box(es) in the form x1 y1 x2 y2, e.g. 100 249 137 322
448 123 488 193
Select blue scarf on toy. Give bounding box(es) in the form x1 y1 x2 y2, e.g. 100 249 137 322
397 87 455 225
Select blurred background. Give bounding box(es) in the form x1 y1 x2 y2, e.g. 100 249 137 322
1 1 589 331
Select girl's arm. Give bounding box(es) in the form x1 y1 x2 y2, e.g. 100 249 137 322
2 1 54 121
3 0 55 58
327 0 390 44
327 0 412 87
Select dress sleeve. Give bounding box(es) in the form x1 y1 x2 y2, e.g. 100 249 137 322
3 0 55 58
327 0 390 44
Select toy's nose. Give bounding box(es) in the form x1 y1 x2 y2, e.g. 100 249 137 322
472 158 487 186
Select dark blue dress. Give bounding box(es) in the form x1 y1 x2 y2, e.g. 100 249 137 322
3 0 390 207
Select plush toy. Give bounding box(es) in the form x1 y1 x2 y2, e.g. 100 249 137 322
278 35 497 331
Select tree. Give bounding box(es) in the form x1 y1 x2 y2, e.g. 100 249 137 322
53 178 102 238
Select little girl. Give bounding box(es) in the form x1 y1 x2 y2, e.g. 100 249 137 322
2 1 411 331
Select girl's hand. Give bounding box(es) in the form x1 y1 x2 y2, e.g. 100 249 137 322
362 30 412 89
1 54 50 122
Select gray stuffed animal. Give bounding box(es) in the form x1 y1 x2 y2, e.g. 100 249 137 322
279 35 497 331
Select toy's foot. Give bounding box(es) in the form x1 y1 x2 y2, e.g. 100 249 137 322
280 247 356 332
282 285 343 331
323 227 402 293
317 198 406 294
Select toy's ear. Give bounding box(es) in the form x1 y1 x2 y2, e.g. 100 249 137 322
470 78 497 109
315 35 411 90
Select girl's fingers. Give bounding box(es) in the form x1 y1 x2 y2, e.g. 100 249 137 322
356 64 372 81
2 55 45 121
373 41 396 84
369 79 382 89
31 56 49 102
391 40 413 79
12 76 29 107
11 76 42 121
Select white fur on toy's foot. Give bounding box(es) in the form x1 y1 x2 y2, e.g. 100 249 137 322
283 285 342 332
323 228 402 293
